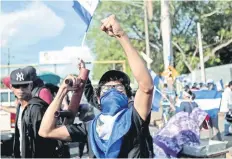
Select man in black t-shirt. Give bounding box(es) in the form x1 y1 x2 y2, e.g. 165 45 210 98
39 15 154 158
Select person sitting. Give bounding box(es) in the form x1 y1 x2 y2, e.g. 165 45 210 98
153 107 208 158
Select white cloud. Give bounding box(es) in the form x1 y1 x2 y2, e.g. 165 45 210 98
0 1 65 48
39 46 94 64
38 46 94 77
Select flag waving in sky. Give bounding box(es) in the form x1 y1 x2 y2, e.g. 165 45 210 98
73 0 99 31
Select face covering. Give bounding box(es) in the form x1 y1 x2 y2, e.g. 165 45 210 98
100 89 128 116
89 89 133 158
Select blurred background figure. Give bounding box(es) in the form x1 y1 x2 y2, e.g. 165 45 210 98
207 79 216 90
220 81 232 136
177 88 198 114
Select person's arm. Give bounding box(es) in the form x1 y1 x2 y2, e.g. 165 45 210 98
84 78 99 108
101 15 154 120
0 106 17 114
39 75 80 141
38 87 71 141
78 59 99 108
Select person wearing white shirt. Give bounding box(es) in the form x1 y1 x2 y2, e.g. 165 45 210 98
220 81 232 136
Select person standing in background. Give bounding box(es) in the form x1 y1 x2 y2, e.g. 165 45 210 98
220 81 232 136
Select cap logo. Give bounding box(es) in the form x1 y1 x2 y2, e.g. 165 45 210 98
16 72 24 81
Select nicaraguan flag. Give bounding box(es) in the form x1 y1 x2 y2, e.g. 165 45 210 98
176 90 222 118
215 79 224 91
193 90 222 118
150 70 164 112
177 90 222 118
73 0 99 31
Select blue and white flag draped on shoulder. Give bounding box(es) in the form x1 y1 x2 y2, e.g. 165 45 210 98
73 0 99 31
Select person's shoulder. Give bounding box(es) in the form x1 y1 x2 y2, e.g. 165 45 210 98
192 101 198 106
28 97 48 110
180 101 189 105
131 102 150 125
29 97 48 105
225 87 232 93
66 123 88 141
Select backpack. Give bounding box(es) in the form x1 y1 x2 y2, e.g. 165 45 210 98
26 97 70 158
32 83 59 99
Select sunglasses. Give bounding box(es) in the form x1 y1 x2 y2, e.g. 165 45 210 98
12 84 29 89
100 84 126 96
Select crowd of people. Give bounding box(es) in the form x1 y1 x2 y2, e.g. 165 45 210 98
0 15 231 158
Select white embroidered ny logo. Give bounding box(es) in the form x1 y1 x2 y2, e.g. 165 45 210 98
16 72 24 81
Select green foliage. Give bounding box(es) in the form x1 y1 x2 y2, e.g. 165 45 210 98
86 1 232 78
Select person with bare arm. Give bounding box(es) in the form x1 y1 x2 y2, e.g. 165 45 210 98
39 14 154 158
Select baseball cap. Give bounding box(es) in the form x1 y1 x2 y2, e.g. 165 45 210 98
10 68 33 85
99 70 130 86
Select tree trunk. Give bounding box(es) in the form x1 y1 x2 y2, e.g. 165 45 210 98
161 0 173 69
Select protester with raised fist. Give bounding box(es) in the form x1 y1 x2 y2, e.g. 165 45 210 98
39 14 154 158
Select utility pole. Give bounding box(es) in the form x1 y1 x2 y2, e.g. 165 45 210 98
7 48 10 75
197 22 206 83
144 0 151 69
161 0 173 69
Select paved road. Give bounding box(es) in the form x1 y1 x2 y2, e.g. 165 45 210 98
1 124 231 158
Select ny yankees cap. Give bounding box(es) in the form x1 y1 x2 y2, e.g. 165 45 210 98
10 68 33 85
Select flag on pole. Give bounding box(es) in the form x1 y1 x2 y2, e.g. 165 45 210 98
150 70 164 111
215 79 224 91
73 0 99 31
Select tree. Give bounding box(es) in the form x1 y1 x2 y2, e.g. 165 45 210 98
86 1 232 79
171 1 232 73
161 0 173 69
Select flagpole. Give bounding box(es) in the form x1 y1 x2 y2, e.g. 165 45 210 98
80 32 92 64
81 32 87 47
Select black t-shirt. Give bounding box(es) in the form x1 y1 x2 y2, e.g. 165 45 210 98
66 105 153 158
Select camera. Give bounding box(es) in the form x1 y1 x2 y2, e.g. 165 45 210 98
65 78 82 87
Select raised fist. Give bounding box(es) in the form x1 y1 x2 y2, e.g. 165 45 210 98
100 15 125 38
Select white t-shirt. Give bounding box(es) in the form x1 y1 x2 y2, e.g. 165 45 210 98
17 106 24 156
220 87 232 112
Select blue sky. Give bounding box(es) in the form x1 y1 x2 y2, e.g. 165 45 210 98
1 0 90 65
